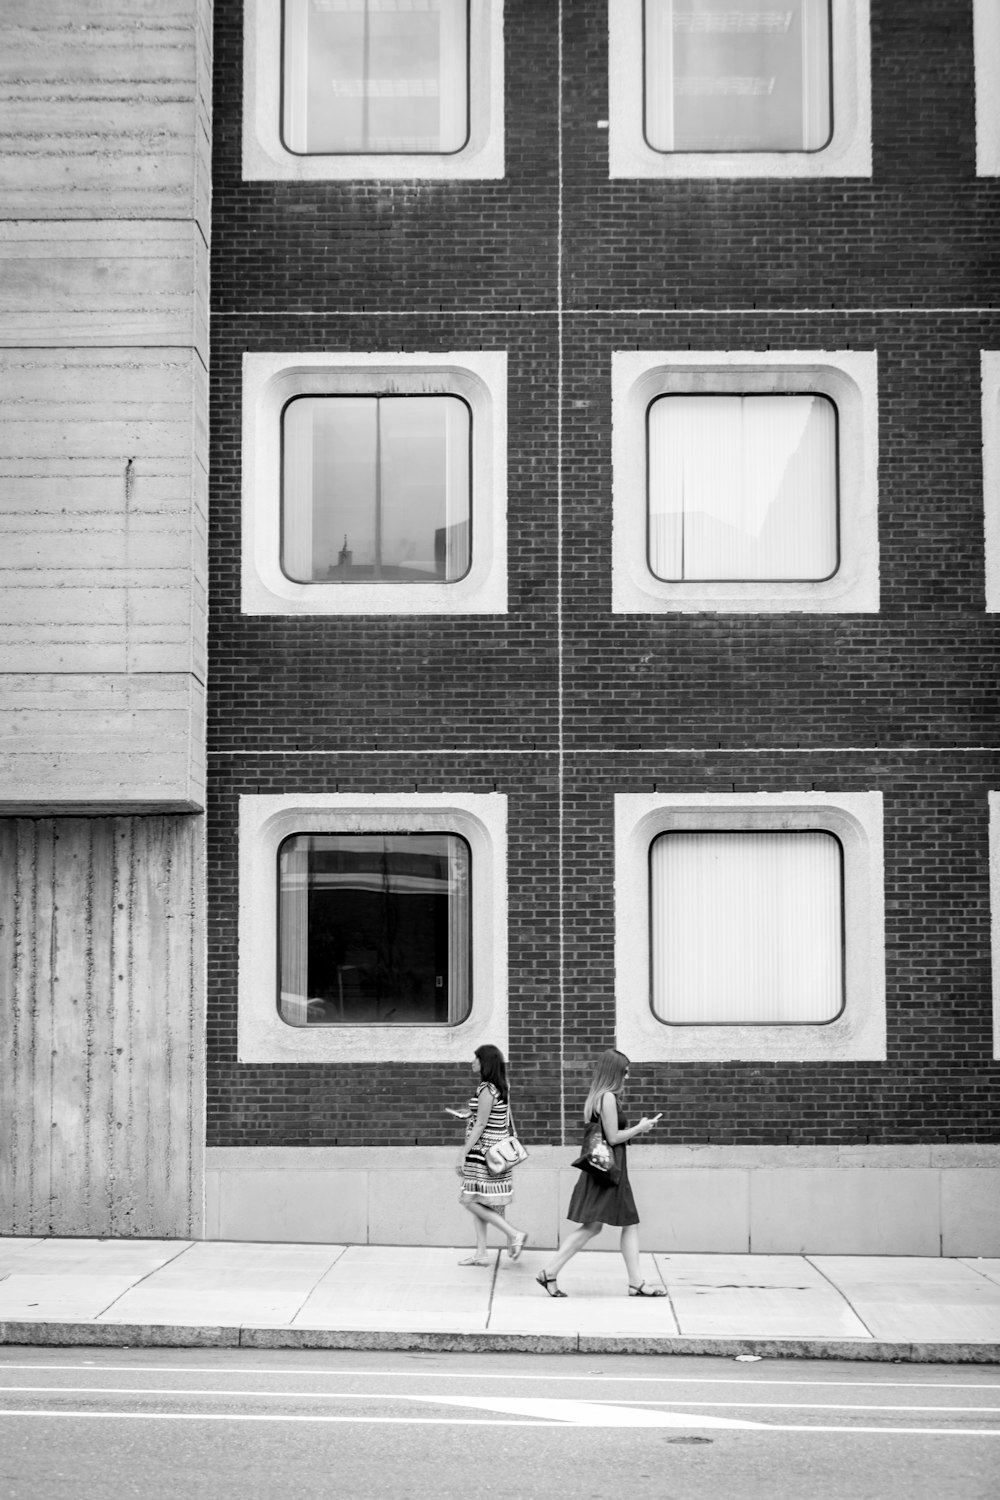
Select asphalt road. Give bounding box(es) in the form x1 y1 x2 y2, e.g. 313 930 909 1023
0 1348 996 1500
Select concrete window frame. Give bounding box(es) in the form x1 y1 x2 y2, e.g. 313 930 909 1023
983 353 1000 612
242 0 505 181
614 791 886 1063
975 0 1000 176
238 792 508 1063
991 793 1000 1061
611 350 880 614
608 0 871 179
242 352 507 616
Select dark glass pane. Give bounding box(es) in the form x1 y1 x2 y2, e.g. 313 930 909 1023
278 833 471 1025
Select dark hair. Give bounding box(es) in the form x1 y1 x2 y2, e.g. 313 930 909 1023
475 1044 509 1102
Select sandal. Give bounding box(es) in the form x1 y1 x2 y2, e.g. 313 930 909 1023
628 1281 667 1297
536 1271 567 1298
508 1231 528 1261
458 1255 491 1267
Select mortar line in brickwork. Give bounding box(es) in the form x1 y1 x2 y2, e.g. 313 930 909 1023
206 746 1000 757
210 307 999 318
556 0 567 1147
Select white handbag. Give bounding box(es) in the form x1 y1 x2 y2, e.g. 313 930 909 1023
484 1101 529 1175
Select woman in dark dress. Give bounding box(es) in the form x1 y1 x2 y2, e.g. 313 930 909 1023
535 1048 665 1298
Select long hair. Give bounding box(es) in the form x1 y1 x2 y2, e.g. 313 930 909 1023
475 1044 509 1103
583 1048 630 1123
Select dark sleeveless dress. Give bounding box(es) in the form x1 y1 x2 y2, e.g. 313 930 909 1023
566 1097 640 1227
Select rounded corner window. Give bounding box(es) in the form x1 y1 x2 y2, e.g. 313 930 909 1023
644 390 841 584
277 829 473 1028
280 0 472 158
647 827 846 1026
279 392 473 587
641 0 834 156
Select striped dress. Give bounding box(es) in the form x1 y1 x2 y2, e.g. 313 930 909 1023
459 1081 513 1203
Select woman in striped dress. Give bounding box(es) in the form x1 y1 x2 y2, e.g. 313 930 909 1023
455 1044 528 1266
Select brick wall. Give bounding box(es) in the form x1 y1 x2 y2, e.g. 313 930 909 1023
208 0 1000 1149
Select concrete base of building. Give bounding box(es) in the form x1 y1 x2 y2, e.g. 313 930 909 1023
205 1145 1000 1256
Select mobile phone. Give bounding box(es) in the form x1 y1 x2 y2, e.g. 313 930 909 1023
445 1107 469 1118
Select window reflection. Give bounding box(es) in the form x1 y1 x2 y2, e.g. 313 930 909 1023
282 0 470 154
644 0 832 153
282 395 472 584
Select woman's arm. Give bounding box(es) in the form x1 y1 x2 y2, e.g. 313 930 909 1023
599 1090 657 1146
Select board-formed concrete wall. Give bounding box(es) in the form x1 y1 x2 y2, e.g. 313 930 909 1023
0 2 211 1237
0 0 210 810
0 816 205 1237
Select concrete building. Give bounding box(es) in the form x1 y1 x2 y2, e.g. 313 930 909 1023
3 0 999 1255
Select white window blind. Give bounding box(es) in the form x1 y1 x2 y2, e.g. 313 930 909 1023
282 394 471 584
283 0 469 154
644 0 832 153
648 392 838 581
650 830 844 1024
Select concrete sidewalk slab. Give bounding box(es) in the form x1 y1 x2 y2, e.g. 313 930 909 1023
489 1251 681 1337
98 1241 346 1328
293 1246 495 1333
653 1253 872 1340
0 1237 998 1362
964 1258 1000 1287
811 1255 1000 1342
0 1238 190 1321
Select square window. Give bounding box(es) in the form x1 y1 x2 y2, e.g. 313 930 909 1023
983 353 1000 611
989 792 1000 1060
243 352 507 616
613 350 879 613
239 792 507 1062
244 0 504 180
278 832 471 1026
282 395 472 585
615 791 886 1062
282 0 470 156
651 830 844 1024
644 0 832 155
975 0 1000 176
647 393 838 582
610 0 871 178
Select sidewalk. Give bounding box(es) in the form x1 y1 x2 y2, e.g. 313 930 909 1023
1 1238 998 1362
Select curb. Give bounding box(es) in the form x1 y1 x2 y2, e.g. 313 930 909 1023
1 1322 997 1364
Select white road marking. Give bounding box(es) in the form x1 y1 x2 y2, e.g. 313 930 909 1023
0 1363 996 1390
0 1386 997 1416
0 1408 998 1436
413 1396 763 1428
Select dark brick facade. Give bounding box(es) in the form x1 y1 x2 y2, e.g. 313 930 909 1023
208 1 1000 1149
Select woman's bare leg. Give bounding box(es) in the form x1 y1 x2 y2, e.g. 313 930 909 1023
541 1221 601 1278
620 1223 642 1286
458 1197 490 1262
465 1198 521 1244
